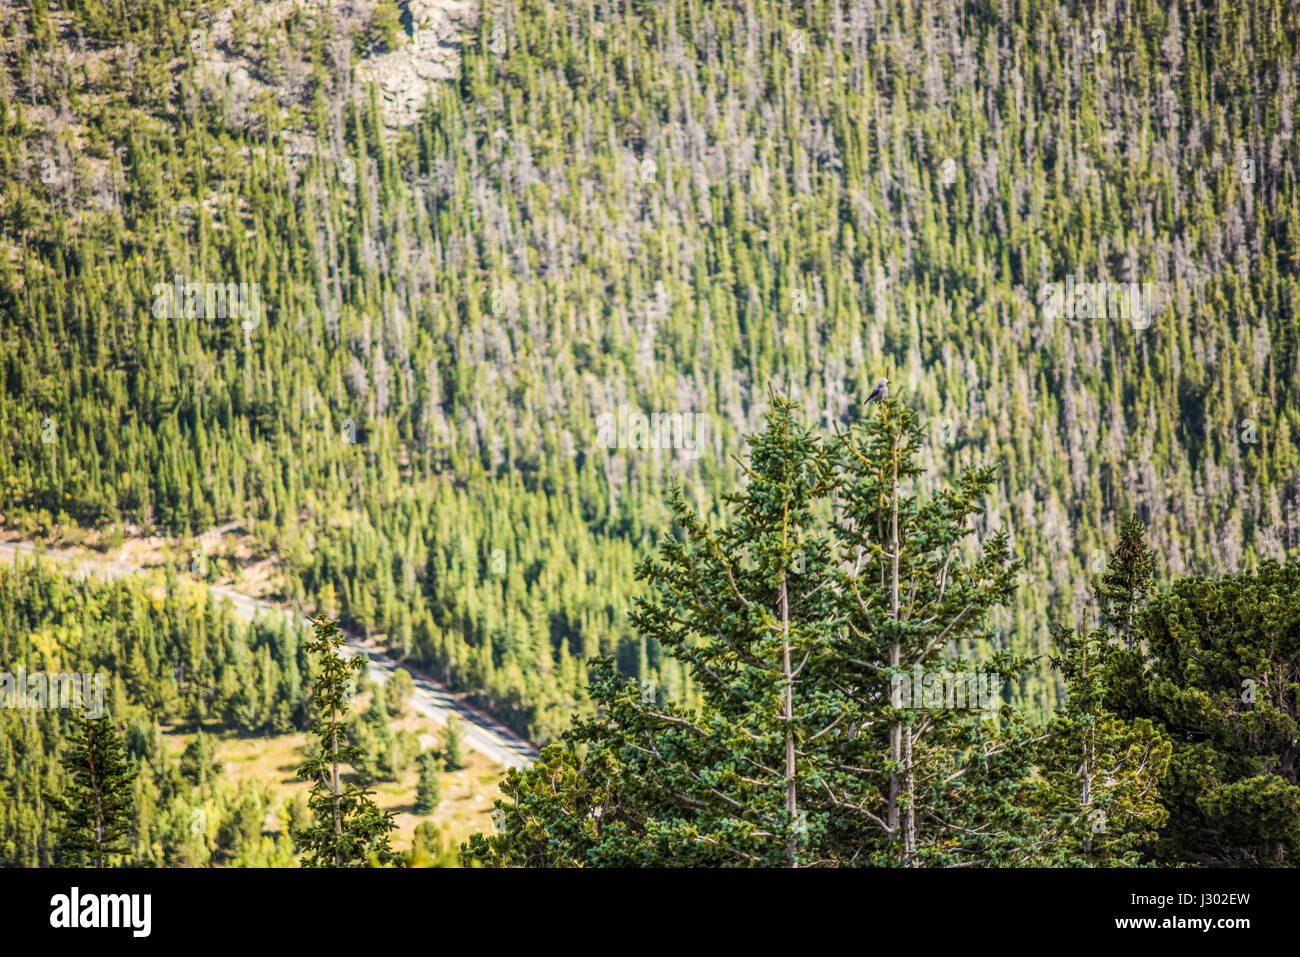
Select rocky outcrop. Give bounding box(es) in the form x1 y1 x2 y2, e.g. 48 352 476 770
354 0 476 128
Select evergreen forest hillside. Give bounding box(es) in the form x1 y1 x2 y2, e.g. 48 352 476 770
2 0 1299 747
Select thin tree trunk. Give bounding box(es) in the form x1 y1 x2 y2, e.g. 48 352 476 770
1082 745 1092 853
1081 644 1094 862
331 689 342 867
1081 637 1094 861
887 430 913 862
889 643 901 844
781 566 797 868
905 727 916 863
1082 735 1094 861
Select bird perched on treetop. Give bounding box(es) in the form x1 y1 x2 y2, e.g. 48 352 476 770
865 377 889 404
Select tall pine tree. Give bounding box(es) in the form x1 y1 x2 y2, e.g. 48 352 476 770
295 617 398 867
50 711 138 868
1032 521 1171 866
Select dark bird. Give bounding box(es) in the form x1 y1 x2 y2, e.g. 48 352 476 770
865 377 889 404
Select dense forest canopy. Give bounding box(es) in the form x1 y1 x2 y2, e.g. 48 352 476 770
0 0 1298 868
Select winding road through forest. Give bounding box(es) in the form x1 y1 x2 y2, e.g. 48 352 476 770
0 539 539 770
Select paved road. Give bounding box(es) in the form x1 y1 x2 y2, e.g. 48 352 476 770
0 540 539 770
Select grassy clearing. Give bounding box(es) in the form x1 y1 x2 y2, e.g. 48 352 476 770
162 693 505 856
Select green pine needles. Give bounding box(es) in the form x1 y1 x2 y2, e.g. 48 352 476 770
467 393 1046 867
50 710 138 868
295 616 399 867
1033 520 1172 866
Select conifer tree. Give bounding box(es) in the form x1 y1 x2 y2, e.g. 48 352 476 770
1094 518 1156 649
295 617 398 867
385 668 414 717
441 715 465 772
415 751 442 815
50 710 138 868
467 396 837 865
1032 522 1171 865
1107 559 1300 865
408 821 458 868
460 744 598 867
829 396 1038 866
